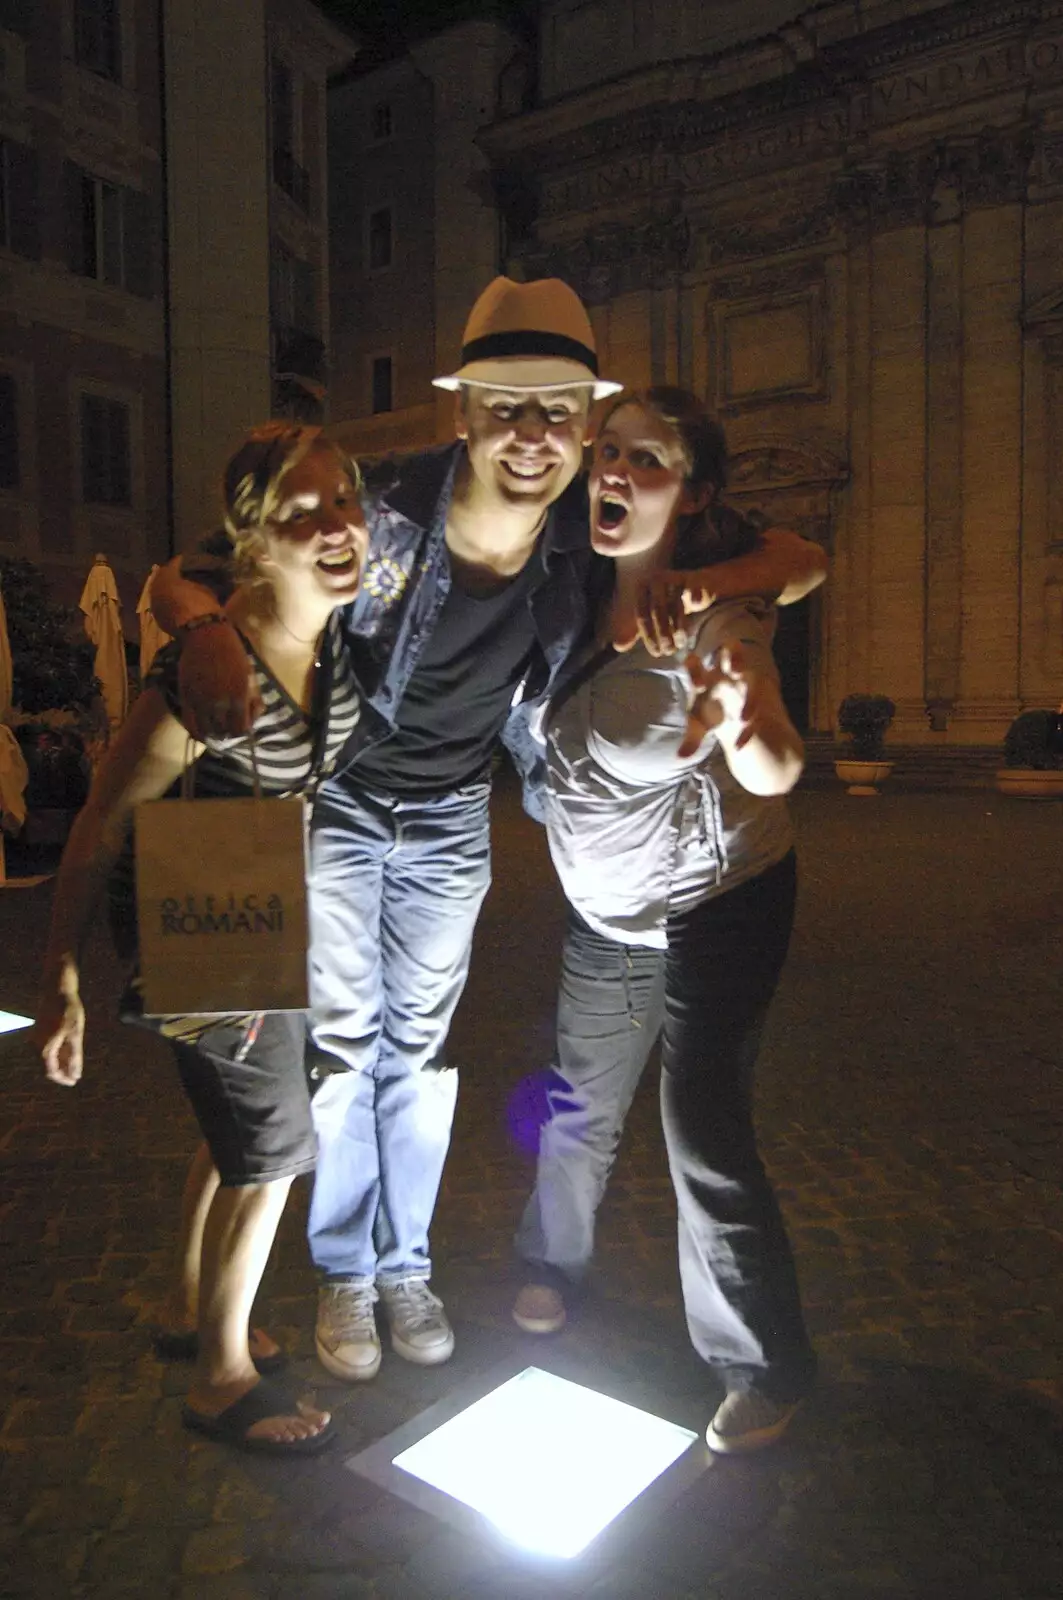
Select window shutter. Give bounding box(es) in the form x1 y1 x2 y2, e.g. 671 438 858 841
0 373 19 491
6 142 40 261
122 186 153 297
293 255 316 334
108 399 130 504
64 162 92 276
0 1 35 37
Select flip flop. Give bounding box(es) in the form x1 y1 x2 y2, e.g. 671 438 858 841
181 1376 336 1456
152 1327 288 1375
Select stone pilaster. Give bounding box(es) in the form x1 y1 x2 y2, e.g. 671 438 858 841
868 224 927 731
410 21 518 441
923 193 964 727
957 203 1024 737
164 0 272 547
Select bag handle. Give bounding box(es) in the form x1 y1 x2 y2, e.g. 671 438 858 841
180 730 264 801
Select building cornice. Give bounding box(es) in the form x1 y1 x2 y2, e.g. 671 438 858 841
483 0 1062 168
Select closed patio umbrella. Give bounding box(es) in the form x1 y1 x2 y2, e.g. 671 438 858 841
79 554 129 731
0 569 12 724
136 565 171 681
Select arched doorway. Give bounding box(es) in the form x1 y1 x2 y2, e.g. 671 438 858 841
724 438 847 733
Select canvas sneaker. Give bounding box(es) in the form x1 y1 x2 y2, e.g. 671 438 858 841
512 1283 567 1334
705 1389 802 1454
378 1280 455 1366
315 1282 381 1382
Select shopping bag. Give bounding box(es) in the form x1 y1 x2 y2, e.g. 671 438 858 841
134 789 310 1016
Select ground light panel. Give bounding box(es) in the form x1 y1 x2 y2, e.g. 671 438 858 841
391 1365 698 1559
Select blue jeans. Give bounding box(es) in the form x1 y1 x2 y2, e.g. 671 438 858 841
519 853 815 1401
306 775 492 1284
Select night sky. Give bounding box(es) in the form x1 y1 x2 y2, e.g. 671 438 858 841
319 0 534 58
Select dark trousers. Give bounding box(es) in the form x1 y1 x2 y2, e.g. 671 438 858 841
518 851 815 1401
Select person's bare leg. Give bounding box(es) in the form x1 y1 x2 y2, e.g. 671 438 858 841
159 1143 281 1363
161 1141 218 1332
187 1177 329 1444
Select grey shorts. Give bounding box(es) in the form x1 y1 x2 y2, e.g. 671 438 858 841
170 1011 316 1186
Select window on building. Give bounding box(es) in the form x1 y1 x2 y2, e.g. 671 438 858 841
367 206 392 272
371 356 393 415
270 240 317 335
0 139 40 260
371 102 393 142
81 394 130 506
0 1 35 37
74 0 122 83
270 55 309 210
0 373 19 491
64 164 153 296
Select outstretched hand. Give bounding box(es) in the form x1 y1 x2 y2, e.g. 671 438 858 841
37 990 87 1087
679 641 768 759
615 571 718 657
177 622 262 740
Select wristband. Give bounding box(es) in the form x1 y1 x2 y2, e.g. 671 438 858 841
175 612 231 637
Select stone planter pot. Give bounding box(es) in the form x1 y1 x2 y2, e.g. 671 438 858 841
834 759 894 796
994 768 1063 800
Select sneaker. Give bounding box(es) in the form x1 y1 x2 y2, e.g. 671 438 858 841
378 1280 455 1366
512 1283 567 1334
705 1389 801 1454
315 1282 381 1382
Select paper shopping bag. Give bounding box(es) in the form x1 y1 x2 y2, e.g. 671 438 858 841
134 793 310 1015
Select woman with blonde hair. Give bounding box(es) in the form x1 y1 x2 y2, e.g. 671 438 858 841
36 423 366 1455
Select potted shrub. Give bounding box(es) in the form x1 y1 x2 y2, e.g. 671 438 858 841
996 708 1063 799
1 556 99 843
834 693 896 795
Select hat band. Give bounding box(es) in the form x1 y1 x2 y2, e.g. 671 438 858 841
460 330 599 376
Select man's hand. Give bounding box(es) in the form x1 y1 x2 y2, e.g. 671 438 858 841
617 573 718 657
177 622 262 740
37 987 86 1087
679 642 771 759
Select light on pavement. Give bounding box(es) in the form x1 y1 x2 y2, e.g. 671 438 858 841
0 1010 33 1035
391 1365 697 1559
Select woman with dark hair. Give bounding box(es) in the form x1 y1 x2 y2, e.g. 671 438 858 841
513 387 816 1454
35 423 367 1455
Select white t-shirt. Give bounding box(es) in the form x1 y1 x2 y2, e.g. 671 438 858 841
543 597 794 948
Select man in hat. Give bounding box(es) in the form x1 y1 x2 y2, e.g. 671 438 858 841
153 277 826 1382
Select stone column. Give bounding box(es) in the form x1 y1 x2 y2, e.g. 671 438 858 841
868 224 927 731
957 202 1024 737
163 0 272 547
411 21 518 441
923 186 964 729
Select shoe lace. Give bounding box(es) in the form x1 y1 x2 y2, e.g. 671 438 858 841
327 1283 376 1339
386 1281 443 1331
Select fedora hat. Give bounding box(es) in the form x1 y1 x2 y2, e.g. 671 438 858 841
433 277 622 399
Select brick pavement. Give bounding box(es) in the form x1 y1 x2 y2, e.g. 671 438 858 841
1 782 1061 1599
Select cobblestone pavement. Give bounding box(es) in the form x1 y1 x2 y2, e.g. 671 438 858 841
1 781 1061 1600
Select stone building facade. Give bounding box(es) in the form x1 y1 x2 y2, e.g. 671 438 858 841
483 0 1063 741
328 18 524 460
0 0 353 622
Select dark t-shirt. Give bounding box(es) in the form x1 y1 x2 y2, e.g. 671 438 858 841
352 549 540 797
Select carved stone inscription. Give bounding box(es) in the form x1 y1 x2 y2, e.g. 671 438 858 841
537 28 1063 223
866 31 1063 126
541 107 849 219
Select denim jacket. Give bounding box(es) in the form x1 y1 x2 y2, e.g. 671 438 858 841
185 442 598 815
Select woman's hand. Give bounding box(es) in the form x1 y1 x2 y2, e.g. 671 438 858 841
177 621 262 740
681 645 803 792
37 965 87 1087
616 572 717 657
679 643 761 758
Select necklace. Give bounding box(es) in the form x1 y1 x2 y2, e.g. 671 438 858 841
274 613 325 666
